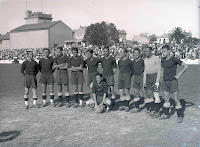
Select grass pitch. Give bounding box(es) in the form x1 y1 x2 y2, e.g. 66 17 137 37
0 64 200 147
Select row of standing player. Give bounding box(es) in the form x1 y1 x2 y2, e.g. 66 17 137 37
21 45 188 123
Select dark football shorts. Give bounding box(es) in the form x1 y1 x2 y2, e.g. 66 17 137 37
103 75 114 86
118 72 131 89
133 74 143 89
146 73 157 90
56 69 69 85
70 71 85 85
162 79 179 93
88 72 98 87
39 72 54 85
96 95 110 105
24 74 37 88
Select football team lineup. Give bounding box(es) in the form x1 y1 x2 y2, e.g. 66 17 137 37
21 45 188 123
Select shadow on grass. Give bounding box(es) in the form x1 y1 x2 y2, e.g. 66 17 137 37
0 131 21 143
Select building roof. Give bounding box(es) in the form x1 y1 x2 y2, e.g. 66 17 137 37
0 34 10 41
158 33 169 38
132 35 149 44
119 30 127 34
11 21 60 33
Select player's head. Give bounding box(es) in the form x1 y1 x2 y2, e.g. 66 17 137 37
162 45 171 57
133 48 141 59
56 47 63 56
143 46 152 57
43 48 50 58
71 47 78 57
95 73 103 84
27 51 33 59
120 48 128 58
87 49 93 59
103 47 109 57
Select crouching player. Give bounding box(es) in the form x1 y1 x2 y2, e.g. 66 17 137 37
92 73 111 113
143 47 162 118
21 51 39 109
130 48 146 113
160 45 188 123
52 47 70 107
118 48 133 112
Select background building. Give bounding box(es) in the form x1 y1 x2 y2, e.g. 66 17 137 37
2 10 73 49
0 33 10 50
156 34 169 44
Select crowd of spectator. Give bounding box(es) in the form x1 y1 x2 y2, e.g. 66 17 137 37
0 42 199 61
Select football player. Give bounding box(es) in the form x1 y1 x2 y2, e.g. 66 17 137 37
160 45 188 123
143 46 162 118
39 48 55 107
52 47 70 107
21 51 39 109
99 47 117 110
118 48 133 112
68 47 85 108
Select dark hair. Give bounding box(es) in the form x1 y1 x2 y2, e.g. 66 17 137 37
87 49 93 54
43 48 50 52
27 51 32 55
57 47 63 51
95 73 103 78
71 47 78 52
146 46 152 51
124 48 128 53
162 45 171 50
134 48 140 53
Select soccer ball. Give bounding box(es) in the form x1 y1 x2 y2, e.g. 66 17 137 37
94 105 103 113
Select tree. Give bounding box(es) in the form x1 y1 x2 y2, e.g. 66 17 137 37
169 27 187 44
84 21 119 47
149 34 157 43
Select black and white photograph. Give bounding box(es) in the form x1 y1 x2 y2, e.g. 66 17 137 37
0 0 199 146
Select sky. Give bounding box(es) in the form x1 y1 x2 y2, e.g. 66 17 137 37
0 0 199 39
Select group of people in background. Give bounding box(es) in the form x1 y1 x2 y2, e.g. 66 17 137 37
1 42 199 61
21 44 188 124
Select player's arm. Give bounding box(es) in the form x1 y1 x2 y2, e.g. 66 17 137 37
71 65 83 70
130 60 134 77
21 62 26 75
113 58 117 74
59 63 68 69
175 62 188 79
143 60 147 87
156 57 161 84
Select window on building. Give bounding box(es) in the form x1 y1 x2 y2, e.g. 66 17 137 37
54 44 58 48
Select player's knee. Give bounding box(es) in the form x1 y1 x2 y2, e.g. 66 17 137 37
105 98 111 106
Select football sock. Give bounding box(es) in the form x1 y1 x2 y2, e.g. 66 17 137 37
74 93 78 103
58 93 63 103
50 93 54 103
163 102 170 115
176 105 182 117
134 97 140 109
155 102 160 113
33 98 37 105
24 95 29 105
65 93 70 103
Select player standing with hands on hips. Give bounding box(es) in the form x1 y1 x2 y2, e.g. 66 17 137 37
160 45 188 123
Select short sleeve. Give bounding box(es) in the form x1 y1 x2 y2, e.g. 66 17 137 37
174 57 182 65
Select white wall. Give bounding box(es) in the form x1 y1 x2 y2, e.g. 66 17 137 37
49 21 73 47
10 30 49 49
0 40 10 50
